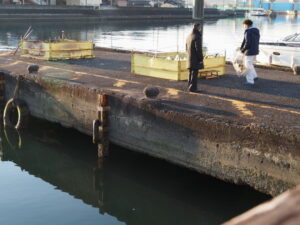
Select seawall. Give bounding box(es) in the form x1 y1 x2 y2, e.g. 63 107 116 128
1 49 300 196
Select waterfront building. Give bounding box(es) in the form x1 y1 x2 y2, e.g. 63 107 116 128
66 0 101 6
253 0 300 11
2 0 56 5
203 0 299 11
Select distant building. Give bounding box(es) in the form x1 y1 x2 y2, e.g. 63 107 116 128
127 0 150 7
101 0 150 7
2 0 56 4
66 0 101 6
115 0 127 6
203 0 300 11
254 0 300 11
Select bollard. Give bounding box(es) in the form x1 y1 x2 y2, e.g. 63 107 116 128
27 64 39 74
143 86 160 99
93 94 110 158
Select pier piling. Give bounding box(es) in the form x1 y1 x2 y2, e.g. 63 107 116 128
94 94 110 158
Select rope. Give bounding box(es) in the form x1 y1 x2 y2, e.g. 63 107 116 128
12 75 22 106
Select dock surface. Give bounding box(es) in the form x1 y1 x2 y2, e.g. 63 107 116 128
1 49 299 129
0 49 299 196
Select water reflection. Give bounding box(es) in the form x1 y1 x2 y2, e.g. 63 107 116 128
0 20 196 52
0 16 299 56
0 121 269 225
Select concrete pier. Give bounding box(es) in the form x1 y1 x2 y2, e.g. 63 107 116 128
0 49 299 196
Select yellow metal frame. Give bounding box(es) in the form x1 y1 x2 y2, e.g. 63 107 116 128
21 40 95 60
131 52 226 81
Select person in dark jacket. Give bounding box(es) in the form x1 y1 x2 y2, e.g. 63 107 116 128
240 19 260 85
186 23 204 92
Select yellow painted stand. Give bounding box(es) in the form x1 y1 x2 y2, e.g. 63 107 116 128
21 40 94 60
131 52 226 81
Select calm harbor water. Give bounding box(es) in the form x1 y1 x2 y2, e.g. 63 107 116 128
0 121 269 225
0 15 299 58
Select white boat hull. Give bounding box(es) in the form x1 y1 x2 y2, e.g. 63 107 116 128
257 44 300 68
249 13 268 16
247 9 270 17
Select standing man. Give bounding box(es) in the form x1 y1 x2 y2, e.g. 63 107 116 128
186 23 204 92
240 19 260 85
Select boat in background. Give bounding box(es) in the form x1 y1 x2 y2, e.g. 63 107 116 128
248 8 269 16
257 33 300 70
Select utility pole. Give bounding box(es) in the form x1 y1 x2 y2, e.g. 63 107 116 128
193 0 204 20
192 0 204 54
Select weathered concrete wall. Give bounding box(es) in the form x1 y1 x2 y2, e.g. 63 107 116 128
4 73 300 196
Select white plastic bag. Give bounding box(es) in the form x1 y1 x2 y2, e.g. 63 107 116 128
232 51 245 76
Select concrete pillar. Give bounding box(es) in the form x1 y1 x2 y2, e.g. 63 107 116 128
193 0 204 20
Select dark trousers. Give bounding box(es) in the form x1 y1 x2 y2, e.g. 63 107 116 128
188 69 198 91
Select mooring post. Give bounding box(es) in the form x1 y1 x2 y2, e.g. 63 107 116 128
94 93 110 158
0 72 5 121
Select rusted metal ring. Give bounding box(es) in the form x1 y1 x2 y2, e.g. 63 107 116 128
3 98 29 130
